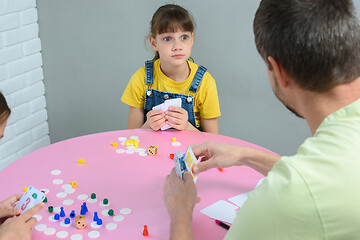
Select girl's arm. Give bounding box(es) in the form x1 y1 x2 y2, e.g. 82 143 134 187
200 117 219 134
128 106 145 129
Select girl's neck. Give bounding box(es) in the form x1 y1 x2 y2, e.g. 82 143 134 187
159 60 190 82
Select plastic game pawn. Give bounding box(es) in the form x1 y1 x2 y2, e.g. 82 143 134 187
54 214 60 220
91 193 96 199
108 209 114 216
97 219 102 225
93 212 99 221
82 202 88 212
80 206 86 215
60 207 65 217
143 225 149 236
64 218 70 225
103 198 109 205
48 206 54 213
70 210 75 218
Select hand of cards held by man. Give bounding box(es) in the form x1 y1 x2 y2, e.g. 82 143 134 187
14 186 45 214
174 146 199 183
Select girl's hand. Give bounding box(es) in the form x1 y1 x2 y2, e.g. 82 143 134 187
0 194 22 222
165 106 189 130
146 109 166 131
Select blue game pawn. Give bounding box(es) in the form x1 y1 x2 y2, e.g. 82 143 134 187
64 218 70 224
97 218 102 225
93 211 98 221
60 207 65 217
54 214 60 220
80 206 86 215
82 202 88 213
70 210 75 218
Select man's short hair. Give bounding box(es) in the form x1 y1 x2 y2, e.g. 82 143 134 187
254 0 360 92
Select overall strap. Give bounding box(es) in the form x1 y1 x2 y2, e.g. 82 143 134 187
145 60 155 85
189 65 207 93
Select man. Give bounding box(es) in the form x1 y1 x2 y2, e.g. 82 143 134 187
163 0 360 239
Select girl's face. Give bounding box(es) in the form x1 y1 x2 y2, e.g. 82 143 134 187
150 29 193 67
0 119 7 139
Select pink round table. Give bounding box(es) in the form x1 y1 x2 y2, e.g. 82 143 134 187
0 129 269 239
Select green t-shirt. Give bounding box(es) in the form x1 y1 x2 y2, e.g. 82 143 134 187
225 98 360 240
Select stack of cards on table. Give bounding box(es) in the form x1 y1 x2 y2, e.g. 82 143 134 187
174 146 199 183
15 186 45 214
152 98 182 130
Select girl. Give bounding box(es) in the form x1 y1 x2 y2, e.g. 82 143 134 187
121 4 221 133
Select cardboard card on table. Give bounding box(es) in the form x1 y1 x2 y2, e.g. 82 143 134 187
200 200 238 224
15 186 45 214
184 146 199 183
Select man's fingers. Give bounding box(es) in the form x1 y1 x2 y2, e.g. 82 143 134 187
20 202 44 221
183 171 195 183
193 158 214 174
25 217 38 228
0 208 17 219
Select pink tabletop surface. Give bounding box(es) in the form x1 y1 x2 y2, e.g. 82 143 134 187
0 129 270 240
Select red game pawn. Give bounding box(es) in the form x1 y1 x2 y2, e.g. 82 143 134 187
170 154 174 160
143 225 149 236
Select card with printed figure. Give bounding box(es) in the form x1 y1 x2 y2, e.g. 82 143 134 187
184 146 199 183
15 186 45 214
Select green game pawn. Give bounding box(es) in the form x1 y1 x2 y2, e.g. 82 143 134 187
43 197 48 203
48 206 53 213
108 209 114 216
103 198 109 205
91 193 96 199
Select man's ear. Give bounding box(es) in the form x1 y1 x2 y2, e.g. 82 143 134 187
268 56 290 88
149 36 158 51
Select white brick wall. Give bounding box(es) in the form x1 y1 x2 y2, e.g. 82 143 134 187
0 0 50 171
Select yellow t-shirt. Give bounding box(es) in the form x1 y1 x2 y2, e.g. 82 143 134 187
225 98 360 239
121 59 221 126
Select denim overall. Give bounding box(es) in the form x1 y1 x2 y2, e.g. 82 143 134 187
143 60 207 131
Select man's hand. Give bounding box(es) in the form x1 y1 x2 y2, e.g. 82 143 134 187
0 194 22 223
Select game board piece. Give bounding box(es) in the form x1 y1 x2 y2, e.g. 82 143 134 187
88 231 100 238
172 141 181 147
91 193 96 199
80 207 86 215
170 154 174 159
90 221 102 228
56 192 67 198
139 151 147 156
87 197 98 203
24 187 28 192
65 218 70 224
60 207 65 217
147 145 158 155
49 215 57 222
35 224 47 231
116 148 125 154
33 215 42 221
77 194 88 200
63 199 74 205
118 137 127 141
65 188 75 194
48 206 54 213
70 233 83 240
120 208 132 215
56 230 69 238
172 137 176 142
75 215 86 229
53 179 64 185
106 223 117 230
143 225 149 236
51 169 61 175
44 227 56 235
70 181 77 188
108 209 114 216
130 136 139 140
93 211 99 221
54 206 61 213
97 219 102 225
77 158 85 164
111 142 118 147
70 210 75 218
101 209 109 216
60 220 71 227
82 202 88 212
43 197 47 203
218 168 223 172
103 198 108 205
125 149 134 154
113 215 125 222
54 214 60 220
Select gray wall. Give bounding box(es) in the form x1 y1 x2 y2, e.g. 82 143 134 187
37 0 360 156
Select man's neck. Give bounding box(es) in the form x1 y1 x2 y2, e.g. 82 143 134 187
300 77 360 135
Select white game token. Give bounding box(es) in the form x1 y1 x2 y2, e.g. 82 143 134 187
53 179 63 185
63 199 74 205
99 201 110 207
139 151 147 156
77 194 88 200
87 198 98 203
118 137 127 142
54 206 61 213
65 188 75 194
125 149 134 154
130 136 138 140
44 227 56 235
62 184 72 189
101 209 110 216
35 224 47 232
90 221 102 229
127 146 136 150
88 231 100 238
48 215 56 222
33 215 42 221
60 221 71 227
71 234 83 240
56 230 69 238
116 148 125 154
41 189 50 194
56 192 67 198
106 223 118 230
51 170 61 175
120 208 132 214
113 215 125 222
172 142 181 147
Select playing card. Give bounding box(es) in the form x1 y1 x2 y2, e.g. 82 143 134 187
15 186 45 214
184 146 199 183
174 151 187 180
152 98 182 131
